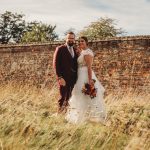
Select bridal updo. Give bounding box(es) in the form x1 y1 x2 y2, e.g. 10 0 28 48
79 36 88 45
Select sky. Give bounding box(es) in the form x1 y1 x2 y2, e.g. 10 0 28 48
0 0 150 38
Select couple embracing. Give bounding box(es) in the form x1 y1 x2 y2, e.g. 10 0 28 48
53 32 106 124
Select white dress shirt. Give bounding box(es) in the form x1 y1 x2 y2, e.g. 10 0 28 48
66 44 75 58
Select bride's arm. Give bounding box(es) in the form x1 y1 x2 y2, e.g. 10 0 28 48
84 55 93 85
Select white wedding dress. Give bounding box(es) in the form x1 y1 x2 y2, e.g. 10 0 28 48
66 48 107 124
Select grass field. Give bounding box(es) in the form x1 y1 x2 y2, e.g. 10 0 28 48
0 82 149 150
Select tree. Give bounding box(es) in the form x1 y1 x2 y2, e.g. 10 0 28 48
21 21 58 43
78 17 126 40
0 11 26 44
0 11 58 44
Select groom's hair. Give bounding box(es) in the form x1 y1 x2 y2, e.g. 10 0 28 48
67 31 75 36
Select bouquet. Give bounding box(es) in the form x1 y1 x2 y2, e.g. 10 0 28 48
82 79 97 99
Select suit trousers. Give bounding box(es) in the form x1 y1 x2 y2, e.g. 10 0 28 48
58 84 74 109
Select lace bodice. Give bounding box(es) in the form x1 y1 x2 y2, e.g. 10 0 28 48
78 48 94 67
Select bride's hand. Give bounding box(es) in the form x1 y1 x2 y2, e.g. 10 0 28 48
89 79 94 88
76 46 81 55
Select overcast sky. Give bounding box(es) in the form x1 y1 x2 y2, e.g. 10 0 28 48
0 0 150 38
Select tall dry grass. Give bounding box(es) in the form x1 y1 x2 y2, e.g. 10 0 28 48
0 82 149 150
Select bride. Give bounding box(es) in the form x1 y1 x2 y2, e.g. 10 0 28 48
66 36 107 124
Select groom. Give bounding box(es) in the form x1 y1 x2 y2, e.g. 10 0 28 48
53 32 78 113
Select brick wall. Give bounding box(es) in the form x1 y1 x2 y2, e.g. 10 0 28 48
0 36 150 92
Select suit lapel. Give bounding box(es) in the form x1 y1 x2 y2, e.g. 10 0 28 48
64 45 72 59
64 44 77 59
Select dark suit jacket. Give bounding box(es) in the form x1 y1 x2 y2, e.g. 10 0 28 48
53 44 78 86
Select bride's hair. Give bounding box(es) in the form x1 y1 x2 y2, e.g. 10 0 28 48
79 36 88 45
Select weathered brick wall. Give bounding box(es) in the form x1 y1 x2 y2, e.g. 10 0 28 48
0 36 150 92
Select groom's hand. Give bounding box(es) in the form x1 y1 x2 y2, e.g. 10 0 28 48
58 78 66 86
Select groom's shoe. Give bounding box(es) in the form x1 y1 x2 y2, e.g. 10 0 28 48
58 107 64 114
58 106 68 114
58 101 68 113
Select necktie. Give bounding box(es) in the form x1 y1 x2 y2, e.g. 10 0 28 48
69 47 74 57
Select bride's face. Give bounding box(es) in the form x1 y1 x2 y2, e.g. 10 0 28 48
79 38 87 49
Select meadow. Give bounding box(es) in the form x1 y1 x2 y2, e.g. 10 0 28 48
0 82 149 150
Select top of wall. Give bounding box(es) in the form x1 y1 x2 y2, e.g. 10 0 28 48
0 35 150 48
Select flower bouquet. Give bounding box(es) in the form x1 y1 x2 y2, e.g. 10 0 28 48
81 79 97 99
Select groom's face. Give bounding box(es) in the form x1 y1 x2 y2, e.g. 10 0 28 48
66 34 75 47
